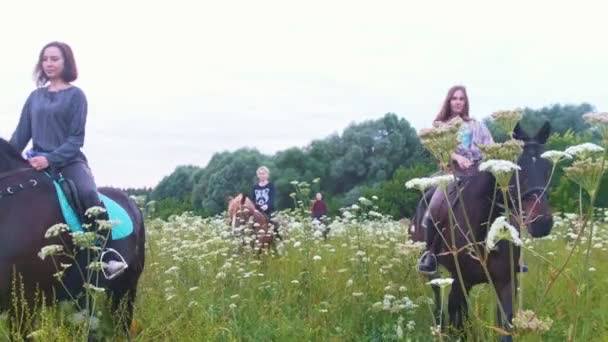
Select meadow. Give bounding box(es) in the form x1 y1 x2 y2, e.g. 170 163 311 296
3 201 606 341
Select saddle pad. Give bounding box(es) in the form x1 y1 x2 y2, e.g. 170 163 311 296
51 181 134 240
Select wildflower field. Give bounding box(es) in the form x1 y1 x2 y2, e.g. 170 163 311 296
2 197 608 341
132 207 608 341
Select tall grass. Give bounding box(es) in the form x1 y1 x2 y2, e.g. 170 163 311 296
2 207 607 341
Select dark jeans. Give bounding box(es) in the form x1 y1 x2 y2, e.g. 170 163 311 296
52 161 103 213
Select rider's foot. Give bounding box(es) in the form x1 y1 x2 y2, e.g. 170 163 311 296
104 260 128 279
518 264 529 273
417 251 438 274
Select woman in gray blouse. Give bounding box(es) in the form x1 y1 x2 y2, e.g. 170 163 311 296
10 42 127 275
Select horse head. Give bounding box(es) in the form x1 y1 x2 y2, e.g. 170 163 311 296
512 122 553 238
227 194 258 229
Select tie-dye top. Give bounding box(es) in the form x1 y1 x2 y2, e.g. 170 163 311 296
455 119 494 161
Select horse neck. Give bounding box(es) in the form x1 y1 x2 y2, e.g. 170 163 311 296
0 155 29 175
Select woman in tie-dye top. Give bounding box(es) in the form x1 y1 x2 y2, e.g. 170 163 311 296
417 85 494 274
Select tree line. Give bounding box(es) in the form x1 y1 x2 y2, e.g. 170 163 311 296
130 103 600 219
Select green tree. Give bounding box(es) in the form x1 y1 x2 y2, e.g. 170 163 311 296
191 149 270 216
364 163 435 219
486 103 595 142
150 165 200 202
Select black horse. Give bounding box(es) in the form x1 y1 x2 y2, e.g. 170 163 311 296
411 122 554 341
0 138 145 336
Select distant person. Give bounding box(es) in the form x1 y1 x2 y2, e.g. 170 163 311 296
251 166 275 220
9 41 126 277
311 192 328 221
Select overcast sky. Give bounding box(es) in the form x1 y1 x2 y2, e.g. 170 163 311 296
1 0 606 188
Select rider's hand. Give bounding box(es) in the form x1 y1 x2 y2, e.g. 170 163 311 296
261 204 268 211
452 154 473 169
29 156 49 171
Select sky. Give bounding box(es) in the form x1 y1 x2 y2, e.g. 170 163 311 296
0 0 606 188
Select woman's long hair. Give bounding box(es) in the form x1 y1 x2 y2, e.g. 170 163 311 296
434 85 471 122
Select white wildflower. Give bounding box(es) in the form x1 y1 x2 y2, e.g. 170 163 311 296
427 278 454 288
541 150 572 164
479 159 521 174
164 266 180 275
405 177 435 192
430 174 455 190
565 143 604 157
38 245 64 260
44 223 69 238
486 216 522 251
85 206 107 218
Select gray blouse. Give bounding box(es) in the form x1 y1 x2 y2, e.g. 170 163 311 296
10 86 88 167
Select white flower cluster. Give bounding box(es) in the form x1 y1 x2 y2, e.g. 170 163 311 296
479 159 521 175
372 294 418 313
486 216 522 251
541 150 572 164
38 244 64 260
405 174 454 192
426 278 454 288
564 143 604 157
44 223 69 238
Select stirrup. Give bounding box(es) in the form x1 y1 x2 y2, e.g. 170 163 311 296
417 251 438 275
101 248 129 280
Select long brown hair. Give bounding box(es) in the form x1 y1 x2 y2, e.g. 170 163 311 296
34 41 78 87
434 85 471 122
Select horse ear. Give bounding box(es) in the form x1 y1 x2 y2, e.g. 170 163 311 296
240 193 247 205
512 122 529 141
227 196 234 203
535 121 551 144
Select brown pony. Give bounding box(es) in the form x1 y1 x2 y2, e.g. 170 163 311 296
227 194 274 251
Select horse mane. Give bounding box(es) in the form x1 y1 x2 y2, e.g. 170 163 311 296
0 138 28 170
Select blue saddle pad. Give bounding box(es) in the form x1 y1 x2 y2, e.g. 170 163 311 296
51 180 134 240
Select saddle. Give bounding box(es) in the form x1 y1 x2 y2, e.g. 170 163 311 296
47 174 134 240
58 178 86 222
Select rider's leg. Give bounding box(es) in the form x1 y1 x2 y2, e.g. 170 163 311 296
60 161 127 278
418 188 445 274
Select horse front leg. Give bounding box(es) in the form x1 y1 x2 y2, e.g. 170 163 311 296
496 280 516 342
448 281 471 337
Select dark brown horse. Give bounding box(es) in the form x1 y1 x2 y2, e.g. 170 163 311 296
227 194 275 251
411 122 553 341
0 138 145 335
